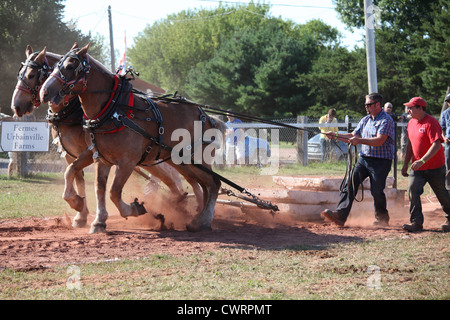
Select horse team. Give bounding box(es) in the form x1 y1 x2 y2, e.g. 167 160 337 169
11 43 226 233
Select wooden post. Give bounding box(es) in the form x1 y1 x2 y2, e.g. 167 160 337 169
296 116 308 166
393 122 397 189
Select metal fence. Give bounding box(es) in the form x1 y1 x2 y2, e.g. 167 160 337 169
1 116 407 174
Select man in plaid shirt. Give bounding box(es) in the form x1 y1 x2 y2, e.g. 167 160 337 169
321 92 395 227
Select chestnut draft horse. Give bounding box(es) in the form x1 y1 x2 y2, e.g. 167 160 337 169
40 43 224 233
11 46 196 232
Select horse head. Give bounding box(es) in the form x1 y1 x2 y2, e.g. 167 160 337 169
11 45 52 117
40 42 91 106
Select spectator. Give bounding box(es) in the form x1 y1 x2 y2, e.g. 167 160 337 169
401 97 450 232
384 102 398 121
399 105 412 159
318 108 338 161
0 106 13 121
320 93 395 227
0 107 14 160
225 109 245 167
439 93 450 190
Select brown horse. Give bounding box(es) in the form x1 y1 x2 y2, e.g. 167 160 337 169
11 45 93 227
40 43 223 233
12 46 198 232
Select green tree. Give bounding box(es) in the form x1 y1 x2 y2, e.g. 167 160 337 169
333 0 450 115
418 0 450 103
0 0 105 115
185 21 317 117
128 3 271 94
298 47 368 118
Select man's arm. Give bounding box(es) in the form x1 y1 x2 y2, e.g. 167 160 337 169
410 140 442 171
401 140 413 177
348 133 388 147
325 131 352 142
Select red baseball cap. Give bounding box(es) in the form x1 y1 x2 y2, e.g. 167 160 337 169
403 97 427 108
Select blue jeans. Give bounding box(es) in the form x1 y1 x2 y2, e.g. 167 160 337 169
445 143 450 190
336 156 392 223
320 138 331 161
408 165 450 225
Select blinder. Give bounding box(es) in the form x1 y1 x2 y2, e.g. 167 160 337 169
51 49 90 97
16 51 51 107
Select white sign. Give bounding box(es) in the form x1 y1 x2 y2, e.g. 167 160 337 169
1 122 49 152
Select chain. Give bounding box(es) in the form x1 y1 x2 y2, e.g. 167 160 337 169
220 187 279 213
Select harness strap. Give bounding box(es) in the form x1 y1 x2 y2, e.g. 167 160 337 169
142 96 164 160
86 76 120 122
118 115 172 152
47 97 84 159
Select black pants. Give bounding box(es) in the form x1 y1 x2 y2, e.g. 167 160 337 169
336 156 392 223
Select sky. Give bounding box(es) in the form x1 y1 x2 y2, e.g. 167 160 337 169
62 0 365 59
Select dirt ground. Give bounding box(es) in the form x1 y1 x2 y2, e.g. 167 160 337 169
0 184 447 271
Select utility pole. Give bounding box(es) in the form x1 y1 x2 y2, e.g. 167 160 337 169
364 0 378 93
108 5 115 72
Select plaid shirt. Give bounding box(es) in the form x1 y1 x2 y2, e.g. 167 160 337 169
440 108 450 138
353 110 395 159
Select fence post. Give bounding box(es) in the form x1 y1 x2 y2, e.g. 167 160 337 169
393 122 398 189
296 116 308 166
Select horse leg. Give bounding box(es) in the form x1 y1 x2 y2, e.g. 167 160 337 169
71 170 89 228
170 163 204 211
89 162 112 233
110 162 147 219
188 169 220 232
142 164 187 202
174 164 220 231
61 152 93 228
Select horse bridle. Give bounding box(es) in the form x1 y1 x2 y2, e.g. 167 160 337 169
48 49 90 98
16 51 51 108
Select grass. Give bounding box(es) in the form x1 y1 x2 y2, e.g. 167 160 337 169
0 234 448 300
0 160 434 220
0 163 447 300
0 173 67 219
0 162 352 220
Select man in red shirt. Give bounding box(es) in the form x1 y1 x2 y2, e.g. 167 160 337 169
401 97 450 232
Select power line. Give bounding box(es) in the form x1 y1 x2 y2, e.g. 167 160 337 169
197 0 334 9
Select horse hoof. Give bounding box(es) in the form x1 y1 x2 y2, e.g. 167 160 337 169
89 223 106 234
72 219 87 228
186 223 212 232
131 198 147 216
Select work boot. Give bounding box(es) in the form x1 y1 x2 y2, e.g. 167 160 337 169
441 219 450 232
402 222 423 232
321 209 345 226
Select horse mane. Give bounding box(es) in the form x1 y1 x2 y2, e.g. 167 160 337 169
46 52 62 61
86 53 115 77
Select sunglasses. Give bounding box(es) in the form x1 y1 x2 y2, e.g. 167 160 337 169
365 102 378 107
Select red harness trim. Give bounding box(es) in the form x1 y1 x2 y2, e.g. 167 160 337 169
88 76 120 121
103 92 134 134
85 75 134 134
